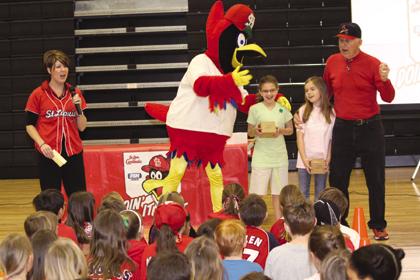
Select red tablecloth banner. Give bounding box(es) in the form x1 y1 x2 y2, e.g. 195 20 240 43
83 143 248 227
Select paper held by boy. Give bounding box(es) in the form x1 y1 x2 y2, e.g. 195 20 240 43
52 149 67 167
260 121 277 138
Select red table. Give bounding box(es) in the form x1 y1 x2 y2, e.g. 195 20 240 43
83 143 248 226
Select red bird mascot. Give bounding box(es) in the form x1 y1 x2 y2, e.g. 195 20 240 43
144 0 291 211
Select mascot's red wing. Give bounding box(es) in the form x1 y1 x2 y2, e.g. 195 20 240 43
144 103 169 123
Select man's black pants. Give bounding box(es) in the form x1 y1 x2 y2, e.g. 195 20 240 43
329 116 387 230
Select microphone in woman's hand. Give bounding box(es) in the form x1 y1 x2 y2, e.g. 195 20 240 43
69 86 83 115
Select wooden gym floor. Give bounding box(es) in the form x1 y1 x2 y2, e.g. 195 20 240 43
0 167 419 278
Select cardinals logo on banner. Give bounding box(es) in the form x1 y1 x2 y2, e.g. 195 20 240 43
123 151 179 219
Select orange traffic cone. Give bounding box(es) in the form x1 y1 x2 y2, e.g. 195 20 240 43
359 236 371 247
352 207 368 238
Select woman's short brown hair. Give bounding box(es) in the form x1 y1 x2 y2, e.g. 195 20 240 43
43 49 70 71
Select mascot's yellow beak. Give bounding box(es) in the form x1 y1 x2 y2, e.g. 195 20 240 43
231 44 267 68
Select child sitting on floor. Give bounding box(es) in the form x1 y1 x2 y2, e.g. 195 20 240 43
239 194 278 268
215 219 262 280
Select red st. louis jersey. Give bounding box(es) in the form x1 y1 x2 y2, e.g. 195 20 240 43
25 81 87 156
242 226 270 269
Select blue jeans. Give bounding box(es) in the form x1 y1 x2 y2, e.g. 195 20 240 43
298 168 327 200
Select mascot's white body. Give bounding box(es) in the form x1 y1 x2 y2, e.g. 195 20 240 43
144 0 290 211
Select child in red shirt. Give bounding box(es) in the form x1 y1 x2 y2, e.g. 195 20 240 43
121 209 147 267
88 209 139 280
33 189 78 244
208 183 245 220
140 202 194 280
270 184 305 245
240 194 278 268
66 191 95 256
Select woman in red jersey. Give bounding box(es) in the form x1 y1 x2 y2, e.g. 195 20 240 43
25 50 87 197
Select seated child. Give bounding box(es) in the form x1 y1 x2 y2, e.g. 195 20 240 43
347 244 405 280
66 191 95 256
147 251 191 280
215 219 262 280
121 209 147 266
45 238 88 280
33 189 78 243
88 209 139 280
208 183 245 220
196 218 222 239
141 202 194 280
30 229 57 280
24 211 57 238
270 184 306 245
265 201 317 280
318 187 360 249
98 191 126 213
148 192 196 244
313 199 355 252
0 234 33 280
305 225 346 280
185 236 223 280
239 194 278 268
319 250 350 280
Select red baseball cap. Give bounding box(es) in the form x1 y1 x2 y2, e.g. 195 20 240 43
336 22 362 40
154 202 187 234
141 155 170 172
224 4 255 31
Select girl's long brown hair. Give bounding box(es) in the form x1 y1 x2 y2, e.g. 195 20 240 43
89 209 134 279
66 191 95 244
301 76 334 124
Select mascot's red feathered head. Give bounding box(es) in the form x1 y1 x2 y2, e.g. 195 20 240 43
205 0 266 74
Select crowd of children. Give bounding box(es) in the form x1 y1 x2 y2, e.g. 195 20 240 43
0 183 405 280
0 75 405 280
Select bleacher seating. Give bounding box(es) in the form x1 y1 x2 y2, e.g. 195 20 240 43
0 0 75 178
2 0 420 179
74 2 189 145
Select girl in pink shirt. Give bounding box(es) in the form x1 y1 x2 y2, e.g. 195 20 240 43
296 76 335 200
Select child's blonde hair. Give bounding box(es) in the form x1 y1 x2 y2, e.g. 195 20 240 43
215 219 246 257
279 184 306 210
24 211 58 238
256 75 279 103
44 238 87 280
301 76 333 124
320 250 350 280
185 236 223 280
0 234 33 279
98 191 125 213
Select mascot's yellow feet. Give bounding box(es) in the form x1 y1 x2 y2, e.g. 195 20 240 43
142 156 187 199
205 163 223 212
